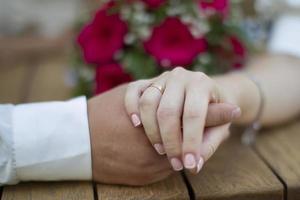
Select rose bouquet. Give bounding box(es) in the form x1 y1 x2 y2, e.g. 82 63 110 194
74 0 248 96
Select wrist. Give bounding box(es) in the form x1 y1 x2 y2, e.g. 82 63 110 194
213 72 260 124
87 95 108 182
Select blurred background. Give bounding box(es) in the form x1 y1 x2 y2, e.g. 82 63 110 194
0 0 101 103
0 0 255 104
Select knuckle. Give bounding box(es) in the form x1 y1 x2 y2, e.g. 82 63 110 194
192 72 210 84
139 93 156 108
161 71 170 77
184 109 202 120
157 106 180 121
172 66 185 73
171 67 186 78
219 110 231 123
163 142 181 157
184 135 199 145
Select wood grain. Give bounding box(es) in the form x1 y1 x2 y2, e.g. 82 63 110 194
0 64 32 104
0 36 68 66
186 133 283 200
256 120 300 200
97 173 189 200
26 56 72 102
1 182 94 200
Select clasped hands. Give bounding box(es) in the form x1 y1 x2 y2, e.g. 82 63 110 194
88 67 241 186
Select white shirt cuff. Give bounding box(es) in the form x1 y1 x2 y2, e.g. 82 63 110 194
268 15 300 58
12 97 92 182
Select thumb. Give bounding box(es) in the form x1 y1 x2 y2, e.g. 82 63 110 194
205 103 241 127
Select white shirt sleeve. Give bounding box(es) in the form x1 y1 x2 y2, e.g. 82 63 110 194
268 14 300 58
0 97 92 186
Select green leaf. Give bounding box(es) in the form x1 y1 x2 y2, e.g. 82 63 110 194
122 48 159 79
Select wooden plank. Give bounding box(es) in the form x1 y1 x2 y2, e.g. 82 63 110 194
1 182 94 200
186 133 283 200
0 36 68 66
26 56 73 102
0 64 32 104
0 55 72 104
256 120 300 200
97 173 190 200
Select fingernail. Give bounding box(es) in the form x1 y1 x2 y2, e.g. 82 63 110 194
170 158 183 171
184 153 196 169
131 114 141 127
196 157 204 173
231 107 241 119
153 143 166 155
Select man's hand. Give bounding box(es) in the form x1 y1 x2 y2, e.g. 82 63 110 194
88 84 239 185
88 85 172 186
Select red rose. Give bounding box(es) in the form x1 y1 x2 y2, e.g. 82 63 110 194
199 0 229 17
229 36 246 69
142 0 166 8
144 17 207 68
213 35 246 70
77 4 128 65
95 63 132 94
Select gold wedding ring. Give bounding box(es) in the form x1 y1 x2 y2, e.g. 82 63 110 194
149 84 165 94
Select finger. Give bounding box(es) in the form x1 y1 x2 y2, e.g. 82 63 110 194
182 82 210 171
139 78 166 155
194 123 231 173
157 68 186 171
125 80 151 127
205 103 241 127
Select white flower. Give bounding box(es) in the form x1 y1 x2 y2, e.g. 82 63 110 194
133 1 145 11
181 15 193 24
124 33 136 45
136 26 151 40
190 19 209 37
198 54 211 64
133 12 153 24
167 4 186 16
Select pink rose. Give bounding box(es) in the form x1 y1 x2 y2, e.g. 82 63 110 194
77 3 128 65
95 63 132 94
199 0 229 17
144 17 207 68
142 0 166 8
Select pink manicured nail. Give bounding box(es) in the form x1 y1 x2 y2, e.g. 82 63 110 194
196 157 204 173
184 153 196 169
231 107 241 119
170 158 183 171
131 114 141 127
153 143 166 155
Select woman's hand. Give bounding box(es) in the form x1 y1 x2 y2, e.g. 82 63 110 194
125 67 241 173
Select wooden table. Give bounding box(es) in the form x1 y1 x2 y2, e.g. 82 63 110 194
1 122 299 200
0 44 300 200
